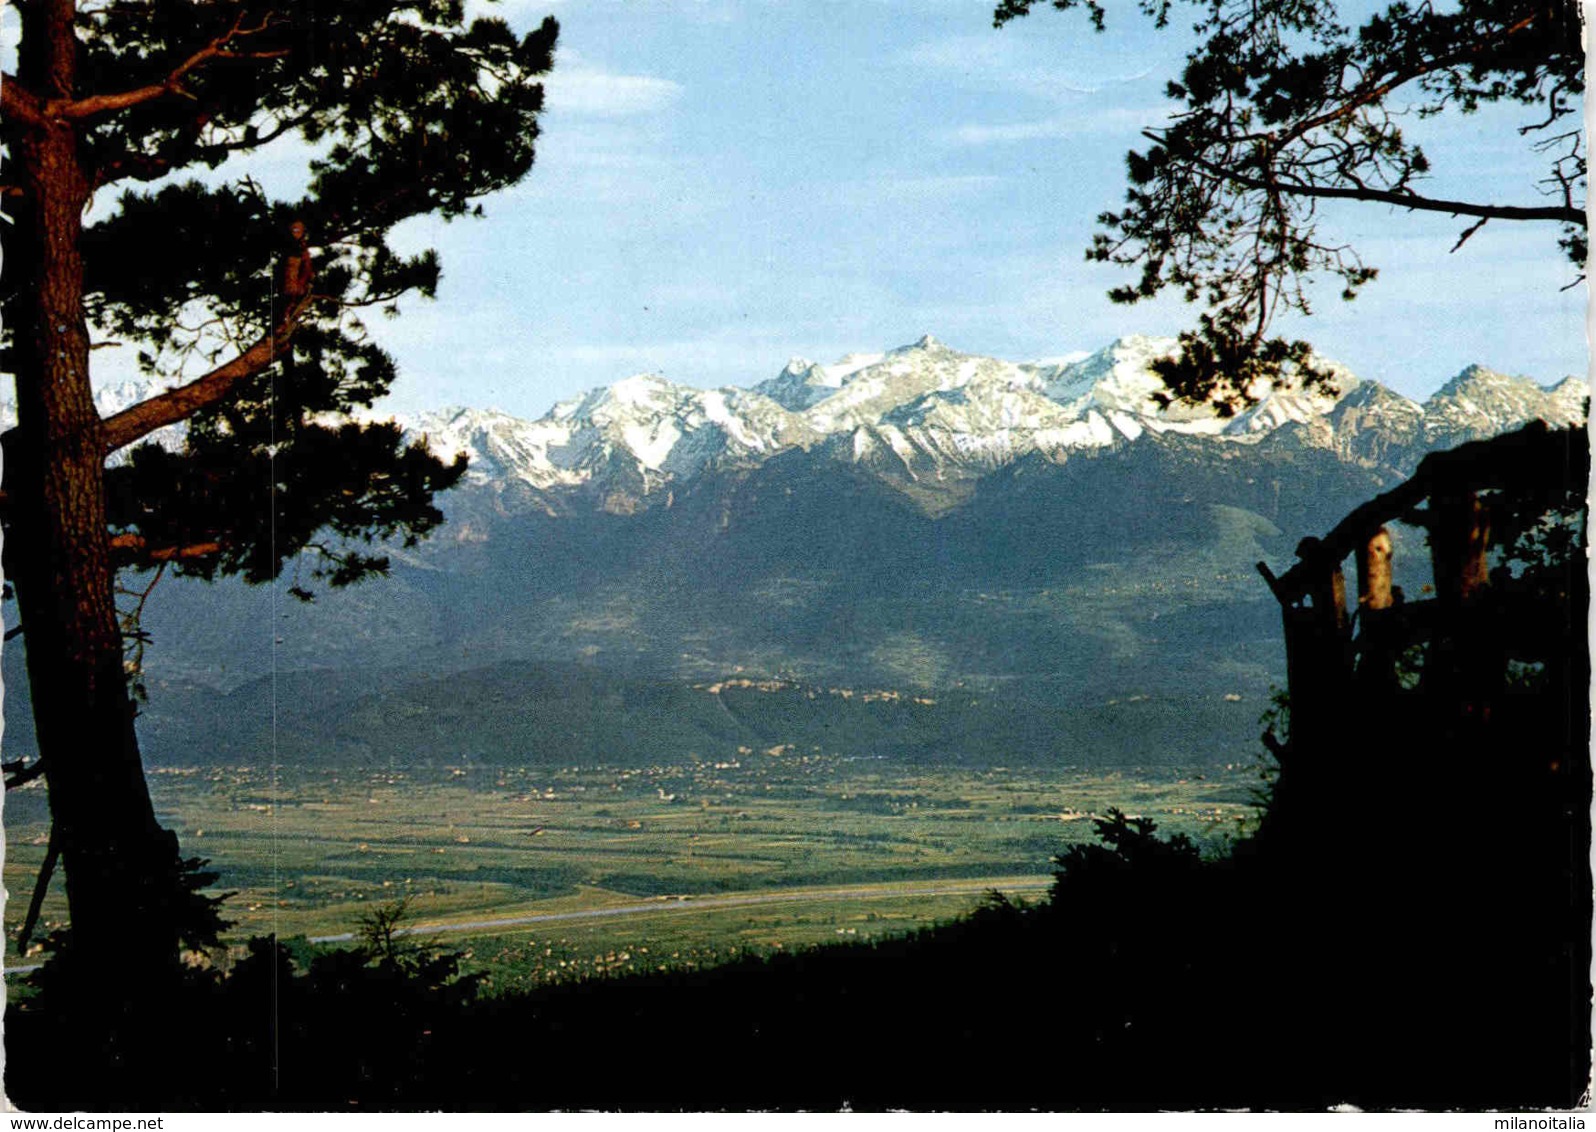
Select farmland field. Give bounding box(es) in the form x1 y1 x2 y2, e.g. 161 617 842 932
3 755 1263 990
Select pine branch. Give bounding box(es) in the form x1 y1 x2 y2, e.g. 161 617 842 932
51 12 286 123
1274 11 1547 147
108 534 223 562
94 107 320 190
1154 133 1583 225
100 226 315 455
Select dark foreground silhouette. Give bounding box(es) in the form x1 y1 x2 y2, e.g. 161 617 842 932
7 425 1589 1111
6 720 1588 1111
8 676 1588 1114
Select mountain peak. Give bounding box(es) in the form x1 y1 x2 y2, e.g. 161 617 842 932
890 333 948 355
1436 363 1511 396
610 371 676 396
1420 363 1585 442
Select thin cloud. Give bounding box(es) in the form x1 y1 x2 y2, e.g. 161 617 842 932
902 33 1165 101
948 105 1178 146
545 69 684 118
951 119 1081 145
904 35 1098 96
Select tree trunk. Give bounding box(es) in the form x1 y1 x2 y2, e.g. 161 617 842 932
6 0 183 995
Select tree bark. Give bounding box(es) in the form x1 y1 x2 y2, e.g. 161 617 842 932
6 0 184 995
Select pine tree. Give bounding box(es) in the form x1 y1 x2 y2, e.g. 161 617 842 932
1 0 557 1002
995 0 1584 411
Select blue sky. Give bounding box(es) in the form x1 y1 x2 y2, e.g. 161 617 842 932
39 0 1592 416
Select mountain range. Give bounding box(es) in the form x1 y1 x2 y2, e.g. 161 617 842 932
388 334 1584 520
2 335 1586 770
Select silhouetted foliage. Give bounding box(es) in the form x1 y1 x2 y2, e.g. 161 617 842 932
10 901 486 1111
352 898 484 1002
1052 807 1201 883
7 431 1586 1111
1 0 557 1013
994 0 1584 410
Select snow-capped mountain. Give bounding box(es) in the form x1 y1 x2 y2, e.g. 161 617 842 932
1422 364 1589 447
6 334 1585 770
5 335 1582 510
400 375 814 504
387 335 1586 513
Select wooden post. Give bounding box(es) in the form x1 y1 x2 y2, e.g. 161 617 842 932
1430 491 1490 606
1426 489 1501 706
1306 560 1349 634
1355 526 1400 692
1358 527 1393 612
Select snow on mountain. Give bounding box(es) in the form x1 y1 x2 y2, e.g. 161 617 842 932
1033 334 1365 443
755 351 887 411
395 406 588 491
3 337 1583 508
1421 365 1587 446
441 336 1581 503
546 373 808 474
1547 375 1590 421
1038 334 1204 428
756 334 1367 482
1313 380 1427 467
394 374 814 512
779 336 1026 436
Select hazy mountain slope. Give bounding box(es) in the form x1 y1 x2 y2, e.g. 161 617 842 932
0 337 1583 769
